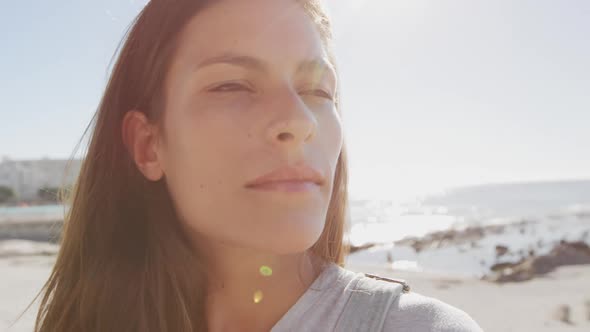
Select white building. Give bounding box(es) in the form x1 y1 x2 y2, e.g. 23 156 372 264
0 157 82 201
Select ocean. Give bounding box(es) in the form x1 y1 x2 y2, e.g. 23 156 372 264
2 179 589 246
1 179 589 278
344 179 590 277
348 179 590 246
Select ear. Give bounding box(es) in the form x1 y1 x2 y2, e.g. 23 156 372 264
121 110 165 181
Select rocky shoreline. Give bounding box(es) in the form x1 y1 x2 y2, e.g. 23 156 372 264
483 240 590 283
3 214 590 284
348 217 590 283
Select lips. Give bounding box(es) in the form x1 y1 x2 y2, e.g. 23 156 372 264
245 180 320 192
245 163 325 189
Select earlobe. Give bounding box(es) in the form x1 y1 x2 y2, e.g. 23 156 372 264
138 143 164 181
122 110 165 182
141 163 165 182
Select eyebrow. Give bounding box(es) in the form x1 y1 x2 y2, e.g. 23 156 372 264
194 53 336 82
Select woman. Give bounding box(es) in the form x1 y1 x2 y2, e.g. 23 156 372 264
28 0 483 330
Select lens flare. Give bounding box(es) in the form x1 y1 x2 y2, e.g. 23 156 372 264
259 265 273 277
253 290 264 304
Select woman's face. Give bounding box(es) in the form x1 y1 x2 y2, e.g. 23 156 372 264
157 0 343 255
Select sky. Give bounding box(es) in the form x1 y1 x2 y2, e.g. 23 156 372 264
1 0 589 200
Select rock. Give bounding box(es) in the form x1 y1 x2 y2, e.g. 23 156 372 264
386 252 393 263
485 241 590 283
394 224 490 252
411 241 424 253
495 245 509 258
394 236 425 253
490 260 524 272
348 243 375 254
552 304 572 324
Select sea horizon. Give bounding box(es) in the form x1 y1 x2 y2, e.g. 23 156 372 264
2 178 589 246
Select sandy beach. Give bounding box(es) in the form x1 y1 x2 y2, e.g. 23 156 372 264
347 262 590 332
2 251 589 332
1 255 54 332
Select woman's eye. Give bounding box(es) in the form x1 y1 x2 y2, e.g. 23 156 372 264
209 82 252 93
303 89 334 101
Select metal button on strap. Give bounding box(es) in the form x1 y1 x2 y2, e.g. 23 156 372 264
364 273 411 293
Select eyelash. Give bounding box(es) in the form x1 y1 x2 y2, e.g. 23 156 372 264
209 82 254 93
308 89 334 100
208 82 333 101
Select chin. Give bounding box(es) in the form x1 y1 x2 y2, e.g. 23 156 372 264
257 228 324 255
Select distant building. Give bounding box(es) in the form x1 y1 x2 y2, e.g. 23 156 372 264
0 157 82 201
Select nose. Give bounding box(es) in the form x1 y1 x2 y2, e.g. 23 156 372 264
266 88 318 146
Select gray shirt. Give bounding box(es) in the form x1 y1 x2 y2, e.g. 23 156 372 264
271 262 484 331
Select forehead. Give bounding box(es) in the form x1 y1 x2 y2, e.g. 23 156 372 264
172 0 327 72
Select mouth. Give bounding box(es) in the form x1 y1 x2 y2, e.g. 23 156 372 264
245 180 320 193
244 163 326 192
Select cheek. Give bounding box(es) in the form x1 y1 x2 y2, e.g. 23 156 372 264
318 107 344 167
161 106 250 227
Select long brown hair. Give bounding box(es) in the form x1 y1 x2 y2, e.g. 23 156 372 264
20 0 349 330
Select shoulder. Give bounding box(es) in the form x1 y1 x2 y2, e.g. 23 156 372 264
352 273 483 332
385 291 484 332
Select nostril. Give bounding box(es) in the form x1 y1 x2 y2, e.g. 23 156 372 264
278 132 293 141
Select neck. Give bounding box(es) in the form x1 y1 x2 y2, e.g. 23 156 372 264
197 240 327 331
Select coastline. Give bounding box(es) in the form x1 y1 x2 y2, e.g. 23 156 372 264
1 213 590 331
347 216 590 281
2 254 589 332
345 262 590 332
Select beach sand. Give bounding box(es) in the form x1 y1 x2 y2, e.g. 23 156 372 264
1 256 54 332
1 255 589 332
347 262 590 332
